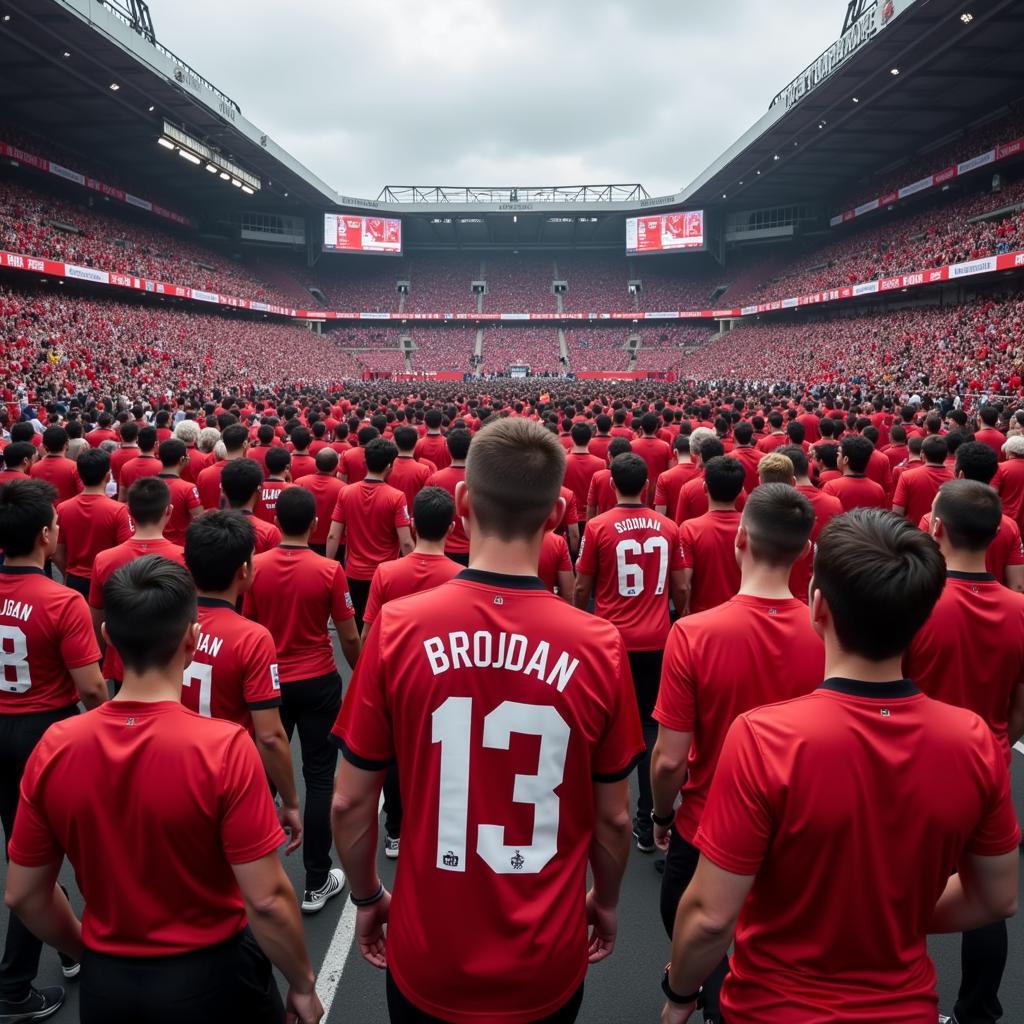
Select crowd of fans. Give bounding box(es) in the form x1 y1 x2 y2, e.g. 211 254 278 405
480 326 560 372
408 326 477 371
563 329 630 372
481 256 558 312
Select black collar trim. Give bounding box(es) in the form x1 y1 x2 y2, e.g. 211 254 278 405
196 597 235 609
456 568 546 591
0 565 46 576
947 571 996 582
819 677 919 698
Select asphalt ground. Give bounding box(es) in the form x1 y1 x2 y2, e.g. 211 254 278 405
2 630 1022 1023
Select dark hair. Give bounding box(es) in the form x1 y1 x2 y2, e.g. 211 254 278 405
595 414 612 433
921 435 948 465
933 480 1002 552
103 556 197 674
221 424 249 453
413 486 455 541
743 483 814 568
393 426 419 452
610 453 648 498
159 439 187 467
813 509 944 660
570 423 592 447
315 448 339 472
425 409 443 430
840 435 873 473
608 436 632 461
127 476 171 526
137 425 158 453
778 444 809 478
1 442 35 471
42 426 68 453
698 437 725 463
364 437 399 474
76 448 111 487
257 424 275 445
704 456 746 503
291 427 312 452
275 485 317 535
734 421 753 445
120 421 139 443
0 479 57 556
640 412 659 435
890 425 907 444
954 441 998 484
185 511 255 591
220 458 264 507
265 447 291 475
357 426 379 447
786 421 805 444
978 405 998 427
446 430 471 461
767 411 783 429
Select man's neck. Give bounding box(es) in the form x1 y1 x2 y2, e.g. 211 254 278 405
795 476 814 488
823 647 906 685
281 534 308 548
82 485 107 496
364 472 386 483
942 549 989 574
160 467 181 477
675 454 692 464
132 526 165 541
414 539 448 557
120 443 138 450
739 562 796 600
449 460 466 469
708 500 735 512
571 446 590 455
616 494 645 506
268 474 287 483
4 551 46 570
468 532 543 578
115 668 183 704
396 453 415 460
197 584 242 607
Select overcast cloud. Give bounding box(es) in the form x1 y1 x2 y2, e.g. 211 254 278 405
154 0 847 200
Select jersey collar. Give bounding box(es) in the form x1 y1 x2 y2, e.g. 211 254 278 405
0 565 47 576
947 570 996 582
819 677 919 698
456 568 546 591
196 597 236 610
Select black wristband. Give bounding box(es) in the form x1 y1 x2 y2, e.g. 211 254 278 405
651 809 675 828
350 882 384 907
661 968 700 1005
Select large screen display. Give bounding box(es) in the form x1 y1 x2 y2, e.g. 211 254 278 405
323 213 402 255
626 211 705 254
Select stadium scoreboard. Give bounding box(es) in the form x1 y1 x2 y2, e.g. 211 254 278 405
626 211 705 255
323 213 402 255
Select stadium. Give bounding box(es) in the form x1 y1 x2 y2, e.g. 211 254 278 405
0 0 1023 1022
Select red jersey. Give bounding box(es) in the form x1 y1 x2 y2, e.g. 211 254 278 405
85 427 118 448
905 572 1024 759
0 567 100 715
414 434 451 471
577 505 685 651
157 473 201 546
974 426 1005 460
9 701 284 955
731 447 765 494
698 680 1019 1023
674 475 747 524
183 598 281 735
363 552 462 628
589 435 613 463
892 464 952 524
680 510 742 614
562 452 604 516
254 480 290 525
196 460 228 511
387 457 433 509
789 485 843 602
340 446 368 484
755 433 788 454
538 531 572 594
289 453 316 480
295 473 344 547
332 569 644 1024
586 469 617 516
654 595 823 842
238 509 282 554
426 467 469 556
883 443 909 469
244 545 354 681
654 461 699 513
630 437 673 504
922 512 1024 583
30 455 81 504
332 480 411 580
117 454 161 495
246 446 272 478
995 458 1024 526
822 474 887 512
866 447 894 496
55 493 132 578
181 448 212 484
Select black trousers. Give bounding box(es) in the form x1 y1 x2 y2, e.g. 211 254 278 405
659 830 728 1023
626 648 663 819
347 576 372 633
64 572 90 598
279 673 342 892
80 927 283 1024
0 705 78 1001
383 764 402 838
386 971 583 1023
954 920 1007 1024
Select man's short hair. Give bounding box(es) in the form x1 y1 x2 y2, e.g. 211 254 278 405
743 482 814 568
978 405 998 427
103 556 197 674
757 452 795 485
813 509 944 660
137 426 158 453
76 448 110 487
571 423 592 447
42 426 68 453
413 486 455 542
275 485 316 535
265 447 291 475
640 412 659 436
778 444 809 478
890 425 907 444
1 442 35 471
220 458 263 507
733 421 753 445
364 438 399 474
315 448 339 473
698 437 725 464
595 414 612 433
840 435 873 473
608 437 632 461
921 436 948 465
933 480 1002 552
425 409 443 430
185 511 256 592
689 427 716 456
786 421 805 444
465 418 565 541
954 441 998 484
291 427 312 452
159 439 187 467
704 456 746 503
0 479 57 556
611 453 648 498
393 426 419 452
221 424 249 453
446 430 471 461
127 476 171 526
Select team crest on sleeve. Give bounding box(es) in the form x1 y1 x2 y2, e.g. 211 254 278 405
345 593 354 610
270 663 280 691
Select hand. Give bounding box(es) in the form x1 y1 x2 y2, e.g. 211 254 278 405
654 822 672 852
357 889 391 969
585 888 617 963
278 803 303 855
285 986 324 1024
659 999 697 1023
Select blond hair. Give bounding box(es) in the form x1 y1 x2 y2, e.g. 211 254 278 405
758 452 796 485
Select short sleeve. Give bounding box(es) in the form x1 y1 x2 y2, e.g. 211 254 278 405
242 628 281 709
186 485 201 512
331 618 394 769
654 472 668 507
219 730 286 864
680 523 695 569
8 743 63 867
393 493 411 529
674 486 689 524
58 593 102 670
555 536 572 573
963 733 1021 857
1005 521 1024 567
331 489 347 524
362 567 385 627
576 521 599 577
893 473 909 509
115 504 134 543
330 565 356 623
668 523 686 571
695 716 773 876
592 632 644 782
586 474 600 510
653 623 697 732
88 563 106 610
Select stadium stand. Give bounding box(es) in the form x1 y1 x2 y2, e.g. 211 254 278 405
480 326 561 373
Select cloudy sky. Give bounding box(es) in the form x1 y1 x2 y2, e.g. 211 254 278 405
155 0 847 200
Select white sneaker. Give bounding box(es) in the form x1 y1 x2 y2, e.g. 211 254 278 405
384 834 400 859
301 868 346 914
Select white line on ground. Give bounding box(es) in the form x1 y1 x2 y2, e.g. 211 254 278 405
318 793 385 1017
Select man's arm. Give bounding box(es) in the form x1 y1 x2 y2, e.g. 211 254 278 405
669 570 689 620
396 525 414 557
4 862 83 961
335 616 361 671
325 522 344 562
573 572 595 610
556 569 575 604
1004 564 1024 594
70 663 108 710
89 606 106 652
586 778 632 963
567 522 580 559
678 569 693 616
232 854 323 1023
650 726 693 851
1007 681 1024 746
928 852 1019 933
250 708 302 854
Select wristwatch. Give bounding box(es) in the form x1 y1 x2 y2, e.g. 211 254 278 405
661 968 701 1005
651 809 675 828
